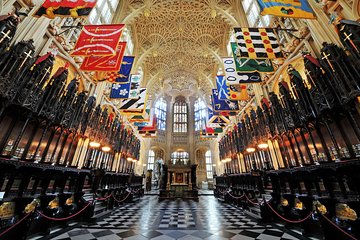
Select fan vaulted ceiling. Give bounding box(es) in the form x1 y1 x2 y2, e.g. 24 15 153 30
116 0 240 97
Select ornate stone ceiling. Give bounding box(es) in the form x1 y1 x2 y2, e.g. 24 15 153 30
117 0 240 97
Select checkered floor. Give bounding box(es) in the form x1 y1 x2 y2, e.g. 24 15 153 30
43 196 315 240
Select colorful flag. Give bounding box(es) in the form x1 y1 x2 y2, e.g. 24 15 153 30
119 88 148 115
257 0 316 19
105 72 121 82
234 27 283 59
228 84 249 101
133 109 155 126
33 0 97 18
211 89 240 112
110 82 130 99
110 74 141 99
80 42 126 71
223 58 261 84
128 74 142 98
130 101 153 123
72 24 125 56
207 107 230 128
216 75 229 100
113 56 135 83
231 42 274 73
140 131 157 138
138 116 157 131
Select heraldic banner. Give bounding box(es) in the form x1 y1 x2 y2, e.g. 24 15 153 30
72 24 125 56
256 0 316 19
34 0 97 19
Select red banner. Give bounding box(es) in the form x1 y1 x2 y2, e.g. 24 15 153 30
33 0 97 19
80 42 126 71
72 24 125 56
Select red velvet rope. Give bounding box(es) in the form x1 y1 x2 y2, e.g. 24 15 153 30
112 191 132 203
320 213 358 240
265 201 314 224
227 192 245 199
95 194 113 201
36 202 91 221
244 194 260 205
0 212 31 238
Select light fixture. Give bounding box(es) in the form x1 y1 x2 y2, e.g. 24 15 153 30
127 157 133 161
89 141 100 148
212 164 216 167
258 143 269 149
246 147 256 153
143 164 147 167
131 159 137 163
225 157 231 162
101 146 111 152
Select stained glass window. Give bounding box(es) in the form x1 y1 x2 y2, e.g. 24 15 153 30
155 98 167 131
147 150 155 170
194 98 207 131
173 97 188 133
205 150 213 179
171 151 189 165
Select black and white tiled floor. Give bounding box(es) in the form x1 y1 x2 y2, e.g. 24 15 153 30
46 196 315 240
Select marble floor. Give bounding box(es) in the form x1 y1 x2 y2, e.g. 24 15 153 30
46 196 314 240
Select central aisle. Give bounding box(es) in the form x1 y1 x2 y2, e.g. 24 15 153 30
51 196 305 240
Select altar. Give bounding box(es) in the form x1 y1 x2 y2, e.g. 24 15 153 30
159 161 198 200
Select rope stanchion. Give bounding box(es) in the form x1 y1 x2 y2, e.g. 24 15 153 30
0 212 31 238
320 213 358 240
95 194 113 201
265 201 313 224
37 202 91 221
244 194 261 205
227 192 245 199
112 191 132 203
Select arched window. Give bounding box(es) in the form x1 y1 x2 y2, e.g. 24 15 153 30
147 150 155 170
171 151 189 165
241 0 270 27
155 98 167 131
205 150 213 179
89 0 119 24
194 98 207 131
173 97 188 133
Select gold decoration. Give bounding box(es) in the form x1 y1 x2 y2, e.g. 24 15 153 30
25 199 40 213
294 198 304 210
313 201 327 215
281 198 289 207
0 202 15 218
336 203 358 221
48 197 60 209
65 195 74 206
